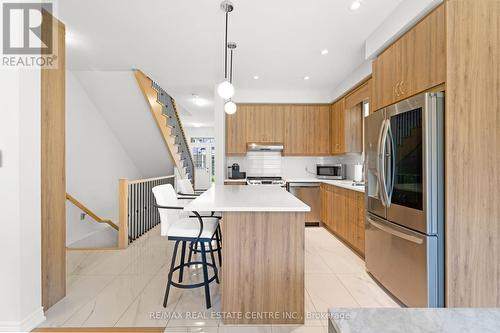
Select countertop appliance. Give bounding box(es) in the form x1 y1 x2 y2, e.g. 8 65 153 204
316 164 345 180
246 176 286 187
287 182 320 226
364 92 444 307
228 163 246 179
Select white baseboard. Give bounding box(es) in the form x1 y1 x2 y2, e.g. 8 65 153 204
0 307 45 332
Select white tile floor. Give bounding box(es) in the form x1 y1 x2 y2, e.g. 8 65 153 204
39 225 399 332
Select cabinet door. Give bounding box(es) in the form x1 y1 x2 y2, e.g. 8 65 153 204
285 105 330 155
226 107 247 155
320 185 328 224
284 105 306 155
402 4 446 99
330 99 345 154
307 105 331 155
246 104 284 143
345 190 357 245
355 191 365 255
372 5 445 111
344 103 363 154
371 40 403 111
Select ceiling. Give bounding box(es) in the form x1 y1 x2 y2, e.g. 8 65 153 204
56 0 404 127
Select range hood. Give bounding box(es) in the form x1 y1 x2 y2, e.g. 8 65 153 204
247 143 284 152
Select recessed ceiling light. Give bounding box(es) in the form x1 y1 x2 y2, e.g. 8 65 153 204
192 94 209 107
253 75 259 80
303 76 310 80
321 49 329 55
350 0 361 11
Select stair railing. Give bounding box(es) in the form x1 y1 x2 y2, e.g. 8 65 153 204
152 82 195 185
66 193 118 231
118 175 175 248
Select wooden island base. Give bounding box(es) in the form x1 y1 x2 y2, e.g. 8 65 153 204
221 212 305 325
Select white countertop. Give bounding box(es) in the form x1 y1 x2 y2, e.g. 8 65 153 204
328 308 500 333
184 185 311 212
223 178 365 192
224 178 247 182
286 178 365 193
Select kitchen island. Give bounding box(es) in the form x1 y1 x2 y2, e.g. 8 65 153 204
184 185 310 324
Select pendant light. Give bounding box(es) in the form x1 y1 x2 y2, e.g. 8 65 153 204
224 42 237 114
217 1 235 100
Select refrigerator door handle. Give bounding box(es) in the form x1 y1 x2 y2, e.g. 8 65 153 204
367 216 424 244
378 120 390 207
386 120 396 204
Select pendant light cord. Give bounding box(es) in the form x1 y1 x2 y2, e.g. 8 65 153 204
230 49 234 83
224 11 229 79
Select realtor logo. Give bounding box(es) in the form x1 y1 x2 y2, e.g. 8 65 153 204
3 2 53 54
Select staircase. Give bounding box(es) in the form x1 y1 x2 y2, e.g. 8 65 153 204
152 82 195 184
134 69 195 186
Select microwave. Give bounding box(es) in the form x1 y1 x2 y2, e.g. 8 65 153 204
316 164 346 180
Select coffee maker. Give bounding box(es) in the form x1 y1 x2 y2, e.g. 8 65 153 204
228 163 246 179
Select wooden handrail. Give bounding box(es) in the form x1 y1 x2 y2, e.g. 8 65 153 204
128 175 175 185
65 193 119 231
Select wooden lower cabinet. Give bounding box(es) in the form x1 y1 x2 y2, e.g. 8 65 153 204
320 184 365 256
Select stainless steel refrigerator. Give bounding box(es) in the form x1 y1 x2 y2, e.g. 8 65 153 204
364 92 444 307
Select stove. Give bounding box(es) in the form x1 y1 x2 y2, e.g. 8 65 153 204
246 176 286 187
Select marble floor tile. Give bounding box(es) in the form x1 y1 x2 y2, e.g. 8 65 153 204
305 274 359 313
305 251 333 275
218 325 272 333
39 274 115 327
63 273 157 327
115 267 182 327
272 325 326 333
166 268 221 328
66 250 91 275
336 273 399 308
316 247 366 276
38 225 400 330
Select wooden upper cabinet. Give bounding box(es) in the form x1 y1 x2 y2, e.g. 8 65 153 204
372 4 446 111
245 104 285 143
284 105 330 156
330 99 345 154
226 107 247 155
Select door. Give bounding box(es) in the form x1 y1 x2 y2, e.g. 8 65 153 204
364 109 386 219
226 109 247 155
365 213 440 307
191 138 214 190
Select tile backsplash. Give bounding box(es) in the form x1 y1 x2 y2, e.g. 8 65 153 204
227 152 364 179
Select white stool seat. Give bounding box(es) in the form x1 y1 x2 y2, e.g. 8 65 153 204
166 217 219 239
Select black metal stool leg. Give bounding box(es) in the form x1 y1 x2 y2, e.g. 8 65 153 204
200 241 212 309
208 241 220 284
215 226 222 267
163 240 180 308
178 241 186 283
187 241 193 267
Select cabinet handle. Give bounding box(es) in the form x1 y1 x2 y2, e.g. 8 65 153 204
398 80 405 96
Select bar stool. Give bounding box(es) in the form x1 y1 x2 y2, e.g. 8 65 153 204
177 178 222 267
152 184 220 309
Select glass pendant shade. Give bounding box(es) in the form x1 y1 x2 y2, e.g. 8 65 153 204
217 80 235 99
224 100 237 114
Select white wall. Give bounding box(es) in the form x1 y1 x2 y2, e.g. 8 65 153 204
184 126 215 142
0 69 45 331
65 71 143 245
